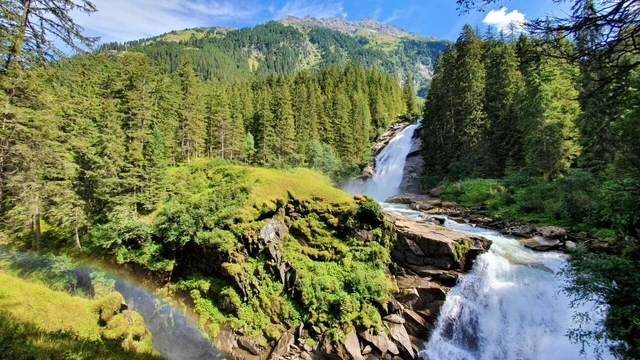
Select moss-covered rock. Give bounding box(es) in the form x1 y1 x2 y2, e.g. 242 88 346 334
102 311 147 341
97 291 126 324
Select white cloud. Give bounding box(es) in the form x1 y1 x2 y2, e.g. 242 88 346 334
274 0 345 19
482 7 526 33
73 0 261 43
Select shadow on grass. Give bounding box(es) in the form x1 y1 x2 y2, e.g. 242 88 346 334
0 311 164 360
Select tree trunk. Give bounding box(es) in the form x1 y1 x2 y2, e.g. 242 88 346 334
74 226 81 249
32 212 41 250
7 0 32 70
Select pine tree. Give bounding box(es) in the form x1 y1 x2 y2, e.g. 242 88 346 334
483 32 526 176
452 25 487 177
143 127 166 211
521 50 581 180
271 75 296 164
204 81 231 159
2 0 97 69
115 53 159 209
175 55 205 162
402 73 419 120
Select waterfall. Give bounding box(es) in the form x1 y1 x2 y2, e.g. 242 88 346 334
418 220 614 360
345 121 420 201
347 122 613 360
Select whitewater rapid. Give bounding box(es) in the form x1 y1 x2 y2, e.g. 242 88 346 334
346 122 614 360
345 121 420 202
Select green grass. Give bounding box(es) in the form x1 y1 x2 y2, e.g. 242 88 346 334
0 271 161 360
443 181 506 206
245 167 355 217
441 176 618 242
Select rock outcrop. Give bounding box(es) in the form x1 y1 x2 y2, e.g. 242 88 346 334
389 214 492 271
400 124 424 194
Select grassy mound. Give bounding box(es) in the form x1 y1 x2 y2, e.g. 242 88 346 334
0 271 160 360
90 160 396 343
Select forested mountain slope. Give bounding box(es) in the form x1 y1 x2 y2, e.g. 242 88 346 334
101 17 448 95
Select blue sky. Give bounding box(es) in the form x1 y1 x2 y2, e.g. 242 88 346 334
73 0 571 44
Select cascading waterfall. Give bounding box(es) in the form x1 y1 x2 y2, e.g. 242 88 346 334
347 123 614 360
345 121 420 201
418 220 614 360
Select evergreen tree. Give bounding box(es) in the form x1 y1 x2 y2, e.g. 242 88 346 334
402 73 419 120
482 32 525 176
452 25 487 178
521 50 581 180
271 76 296 164
175 55 205 162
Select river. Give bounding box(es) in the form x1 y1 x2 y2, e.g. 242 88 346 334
346 121 614 360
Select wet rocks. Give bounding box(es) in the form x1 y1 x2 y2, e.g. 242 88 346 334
385 193 432 205
389 214 492 270
519 236 562 251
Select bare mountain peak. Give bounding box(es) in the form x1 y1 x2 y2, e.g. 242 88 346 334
278 15 430 40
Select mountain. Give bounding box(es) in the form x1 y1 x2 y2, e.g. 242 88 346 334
101 17 449 95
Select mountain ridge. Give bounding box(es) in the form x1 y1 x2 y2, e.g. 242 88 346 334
102 16 450 95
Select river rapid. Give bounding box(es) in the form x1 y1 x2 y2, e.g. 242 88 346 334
346 121 614 360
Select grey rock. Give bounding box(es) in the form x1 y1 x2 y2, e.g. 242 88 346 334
519 236 561 252
345 331 363 360
537 226 567 239
385 323 414 359
271 332 295 358
383 314 406 324
238 338 261 356
564 241 577 250
388 214 492 270
359 330 397 355
362 345 373 355
429 185 446 197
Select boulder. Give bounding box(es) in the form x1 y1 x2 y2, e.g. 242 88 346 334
260 217 288 246
271 332 295 358
429 185 446 198
519 236 561 252
502 224 534 238
385 322 414 359
403 309 430 339
536 226 567 240
411 199 443 211
238 338 261 356
389 214 492 270
564 241 577 250
362 345 373 355
382 314 405 325
385 193 432 205
358 329 399 355
344 331 363 360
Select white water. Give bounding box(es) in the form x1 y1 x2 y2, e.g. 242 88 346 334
348 124 613 360
345 121 420 201
419 219 613 360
